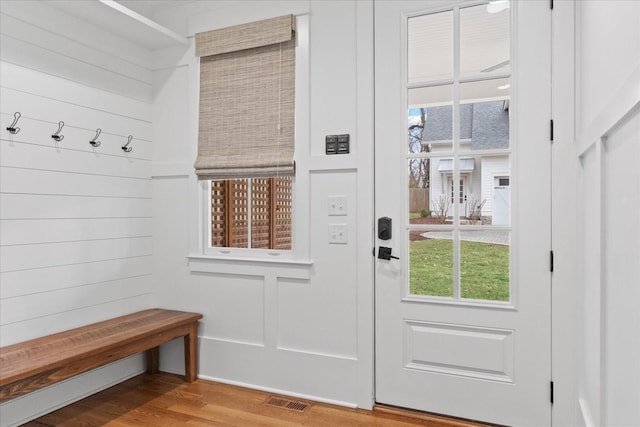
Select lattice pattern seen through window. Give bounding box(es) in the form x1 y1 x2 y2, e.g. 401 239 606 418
211 178 292 249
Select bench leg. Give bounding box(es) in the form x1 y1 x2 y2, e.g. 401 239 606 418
146 347 160 375
184 322 199 382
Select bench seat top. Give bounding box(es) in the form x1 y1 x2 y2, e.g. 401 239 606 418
0 309 202 387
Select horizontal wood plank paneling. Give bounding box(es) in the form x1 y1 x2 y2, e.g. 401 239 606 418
1 237 153 273
0 275 154 325
0 167 150 198
0 296 155 347
0 218 153 246
0 35 152 102
0 14 153 85
0 136 150 180
0 256 152 299
0 0 155 103
1 88 153 142
0 59 154 354
0 62 151 121
0 1 152 71
0 194 152 219
0 0 155 415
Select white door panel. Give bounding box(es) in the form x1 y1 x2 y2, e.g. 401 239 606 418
374 1 551 425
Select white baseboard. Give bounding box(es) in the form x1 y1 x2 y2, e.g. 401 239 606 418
196 373 358 409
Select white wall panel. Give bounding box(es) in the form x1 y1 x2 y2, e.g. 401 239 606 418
0 134 150 179
277 173 358 359
0 35 152 102
152 0 370 409
0 13 152 84
1 275 153 325
0 0 154 102
0 218 152 246
0 62 151 121
0 194 151 219
1 237 152 272
0 8 154 417
0 255 152 298
309 0 357 156
194 275 265 346
1 88 153 143
603 111 640 427
0 168 150 198
0 295 154 347
198 337 359 407
576 2 640 426
0 0 152 69
578 145 601 425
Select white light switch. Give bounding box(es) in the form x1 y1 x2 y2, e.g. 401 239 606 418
328 196 348 216
328 224 348 244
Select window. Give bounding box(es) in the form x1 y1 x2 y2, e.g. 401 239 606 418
407 3 512 301
211 178 292 249
195 15 297 254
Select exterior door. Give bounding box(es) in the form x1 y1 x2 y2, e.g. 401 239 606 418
374 1 552 426
447 176 468 218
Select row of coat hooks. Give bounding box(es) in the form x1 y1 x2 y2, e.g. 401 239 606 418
6 112 134 153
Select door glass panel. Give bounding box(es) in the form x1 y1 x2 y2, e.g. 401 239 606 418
409 231 453 297
460 232 510 301
408 157 454 223
406 6 513 303
409 85 453 153
408 11 453 83
408 158 431 222
460 2 510 78
453 154 510 227
460 79 510 150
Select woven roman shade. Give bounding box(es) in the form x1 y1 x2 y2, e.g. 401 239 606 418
195 15 296 180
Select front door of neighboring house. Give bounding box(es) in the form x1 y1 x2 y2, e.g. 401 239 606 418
374 1 552 426
447 175 468 218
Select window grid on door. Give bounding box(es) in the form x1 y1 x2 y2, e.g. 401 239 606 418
406 2 512 302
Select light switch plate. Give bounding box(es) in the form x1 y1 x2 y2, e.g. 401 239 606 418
328 224 348 244
328 196 348 216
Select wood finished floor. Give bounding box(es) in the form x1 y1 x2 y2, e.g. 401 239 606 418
25 373 489 427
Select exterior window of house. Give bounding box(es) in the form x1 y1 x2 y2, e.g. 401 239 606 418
210 178 292 249
195 16 296 253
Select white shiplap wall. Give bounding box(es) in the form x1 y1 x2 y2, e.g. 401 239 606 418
0 61 154 426
0 1 155 424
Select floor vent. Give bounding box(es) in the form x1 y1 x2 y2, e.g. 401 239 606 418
265 396 309 412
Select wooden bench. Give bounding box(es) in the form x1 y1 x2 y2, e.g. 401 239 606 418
0 308 202 402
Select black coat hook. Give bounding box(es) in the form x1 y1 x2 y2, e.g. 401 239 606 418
122 135 133 152
51 121 64 142
6 112 21 134
90 128 102 147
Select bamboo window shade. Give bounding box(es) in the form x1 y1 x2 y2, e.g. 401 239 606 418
195 15 296 180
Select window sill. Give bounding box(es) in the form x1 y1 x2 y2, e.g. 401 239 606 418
187 254 313 280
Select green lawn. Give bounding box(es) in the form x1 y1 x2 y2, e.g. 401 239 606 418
409 239 509 301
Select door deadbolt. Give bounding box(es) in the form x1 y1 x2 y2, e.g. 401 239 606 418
378 217 392 240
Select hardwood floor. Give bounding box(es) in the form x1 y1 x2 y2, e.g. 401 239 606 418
26 373 489 426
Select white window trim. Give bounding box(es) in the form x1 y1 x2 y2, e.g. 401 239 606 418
188 14 311 269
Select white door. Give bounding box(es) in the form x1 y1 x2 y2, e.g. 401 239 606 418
446 176 468 218
374 1 551 426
